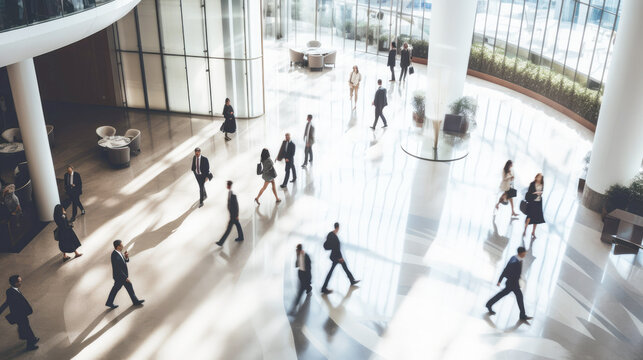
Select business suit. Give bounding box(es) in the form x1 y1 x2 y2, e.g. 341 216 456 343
64 171 84 218
321 232 356 291
486 255 527 317
218 190 244 244
278 140 296 186
1 287 38 348
295 252 312 302
302 122 315 166
191 155 210 205
106 250 141 306
372 87 388 128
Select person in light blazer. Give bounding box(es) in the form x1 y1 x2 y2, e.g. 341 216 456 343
255 149 281 205
348 65 362 108
495 160 518 216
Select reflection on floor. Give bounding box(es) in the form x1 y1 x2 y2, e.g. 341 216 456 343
0 42 641 360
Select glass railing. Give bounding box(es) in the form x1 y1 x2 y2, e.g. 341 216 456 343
0 0 115 33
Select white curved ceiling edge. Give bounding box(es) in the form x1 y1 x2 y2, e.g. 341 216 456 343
0 0 141 68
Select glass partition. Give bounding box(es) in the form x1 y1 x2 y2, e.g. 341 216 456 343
0 0 115 33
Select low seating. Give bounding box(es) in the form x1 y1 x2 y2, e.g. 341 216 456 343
107 146 130 168
124 128 141 154
96 126 116 140
308 54 324 71
307 40 321 48
323 51 336 68
1 128 21 142
289 49 304 67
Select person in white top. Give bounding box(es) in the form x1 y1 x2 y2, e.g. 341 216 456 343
294 244 312 304
348 65 362 109
495 160 518 216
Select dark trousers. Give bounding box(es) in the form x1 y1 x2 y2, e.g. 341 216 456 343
106 279 139 305
400 66 408 81
486 285 526 317
16 318 37 344
219 218 244 243
321 260 355 291
303 146 313 165
389 65 395 80
195 174 207 203
282 160 296 185
296 270 312 302
68 192 84 218
373 107 387 127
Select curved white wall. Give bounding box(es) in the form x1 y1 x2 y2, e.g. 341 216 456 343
0 0 140 68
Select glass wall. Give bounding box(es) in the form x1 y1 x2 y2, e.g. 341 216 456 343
113 0 264 118
468 0 620 124
264 0 432 60
0 0 115 33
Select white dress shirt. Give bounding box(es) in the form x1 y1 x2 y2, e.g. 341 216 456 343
298 252 306 271
195 156 201 174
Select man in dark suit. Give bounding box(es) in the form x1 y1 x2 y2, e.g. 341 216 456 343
486 246 533 321
0 275 39 351
277 133 296 188
191 147 211 207
301 115 315 169
64 164 85 221
321 222 360 294
106 240 145 309
294 244 312 303
371 79 388 129
216 180 244 246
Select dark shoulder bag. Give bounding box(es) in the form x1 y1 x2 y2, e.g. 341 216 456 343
256 163 263 175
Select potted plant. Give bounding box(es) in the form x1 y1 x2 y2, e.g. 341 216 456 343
412 91 426 123
578 151 591 192
445 96 477 133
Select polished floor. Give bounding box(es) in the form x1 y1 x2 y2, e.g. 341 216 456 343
0 42 641 360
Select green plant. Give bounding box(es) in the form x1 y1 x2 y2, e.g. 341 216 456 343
410 39 428 59
628 174 643 216
605 184 633 213
412 91 426 122
449 96 477 121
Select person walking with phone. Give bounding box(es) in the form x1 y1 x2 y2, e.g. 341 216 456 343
105 240 145 309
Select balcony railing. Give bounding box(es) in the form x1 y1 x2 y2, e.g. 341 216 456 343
0 0 115 33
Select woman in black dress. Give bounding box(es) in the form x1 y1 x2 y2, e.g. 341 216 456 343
523 173 545 238
53 204 82 261
222 98 237 141
399 42 411 82
387 41 397 81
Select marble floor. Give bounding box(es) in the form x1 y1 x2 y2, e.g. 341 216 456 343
0 42 641 360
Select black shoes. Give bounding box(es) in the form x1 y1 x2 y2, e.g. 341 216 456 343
520 315 533 321
134 300 145 306
234 238 244 242
106 303 119 309
216 241 224 246
199 202 203 208
486 305 496 315
382 124 388 128
321 288 333 294
290 179 296 183
370 126 375 130
280 184 287 189
350 280 361 286
81 210 86 215
26 344 38 351
70 217 76 222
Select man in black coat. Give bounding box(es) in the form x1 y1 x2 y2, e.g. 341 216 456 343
486 246 533 321
106 240 145 309
191 147 212 207
0 275 39 351
321 222 360 294
216 180 244 246
64 164 85 221
371 79 388 129
277 133 296 188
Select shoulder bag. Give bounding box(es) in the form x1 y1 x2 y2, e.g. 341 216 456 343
409 65 414 75
53 227 60 241
256 163 263 175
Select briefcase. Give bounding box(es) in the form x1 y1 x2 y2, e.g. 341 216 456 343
409 66 414 75
520 200 528 215
5 313 16 325
256 163 263 175
507 187 517 198
206 172 213 181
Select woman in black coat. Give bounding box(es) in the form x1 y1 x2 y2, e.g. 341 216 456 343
221 98 237 141
523 173 545 238
53 204 82 261
399 42 411 81
387 41 397 81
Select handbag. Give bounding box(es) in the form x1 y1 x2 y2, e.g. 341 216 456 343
409 65 414 75
507 186 517 199
256 163 263 175
520 200 528 215
53 227 59 241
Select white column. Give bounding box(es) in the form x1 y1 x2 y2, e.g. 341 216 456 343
7 58 59 221
427 0 477 116
584 0 643 209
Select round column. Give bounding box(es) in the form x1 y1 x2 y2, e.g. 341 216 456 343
583 0 643 211
427 0 477 115
7 58 59 221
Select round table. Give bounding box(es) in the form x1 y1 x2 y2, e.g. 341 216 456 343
0 142 24 154
301 47 334 56
98 136 131 148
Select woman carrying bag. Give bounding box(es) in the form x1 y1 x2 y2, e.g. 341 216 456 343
495 160 518 216
221 98 237 142
523 173 545 238
53 204 82 261
255 149 281 205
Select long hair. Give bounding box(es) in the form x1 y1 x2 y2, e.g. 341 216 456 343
535 173 544 187
53 204 63 222
261 148 270 162
353 65 359 74
503 160 513 174
225 98 230 104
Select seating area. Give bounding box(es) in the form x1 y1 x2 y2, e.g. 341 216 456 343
289 41 337 72
96 126 141 168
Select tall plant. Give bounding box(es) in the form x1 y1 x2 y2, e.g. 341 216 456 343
449 96 477 121
412 91 426 122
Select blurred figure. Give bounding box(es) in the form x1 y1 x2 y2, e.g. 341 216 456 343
495 160 518 216
523 173 545 238
399 42 411 81
321 222 360 294
294 244 312 303
217 181 244 245
371 79 388 129
348 65 362 108
387 41 397 81
301 115 315 169
53 204 82 261
221 98 236 141
64 164 85 221
255 149 281 205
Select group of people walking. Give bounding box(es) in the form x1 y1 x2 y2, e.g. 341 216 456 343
387 41 413 83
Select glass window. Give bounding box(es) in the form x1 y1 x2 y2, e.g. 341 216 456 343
182 0 207 57
159 0 185 55
138 0 160 52
121 53 145 108
143 54 166 110
186 57 211 115
164 56 190 113
117 11 139 51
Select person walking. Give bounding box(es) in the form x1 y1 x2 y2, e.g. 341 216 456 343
399 42 411 82
495 160 518 216
486 247 533 321
0 275 40 351
523 173 545 238
255 149 281 205
277 133 296 189
294 244 312 303
348 65 362 109
53 204 82 261
221 98 236 141
63 164 85 221
321 222 360 294
301 115 315 169
191 147 212 208
371 79 388 129
387 41 396 81
105 240 145 309
216 181 244 245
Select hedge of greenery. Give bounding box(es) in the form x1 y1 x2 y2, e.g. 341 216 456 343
378 35 429 59
468 44 602 124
